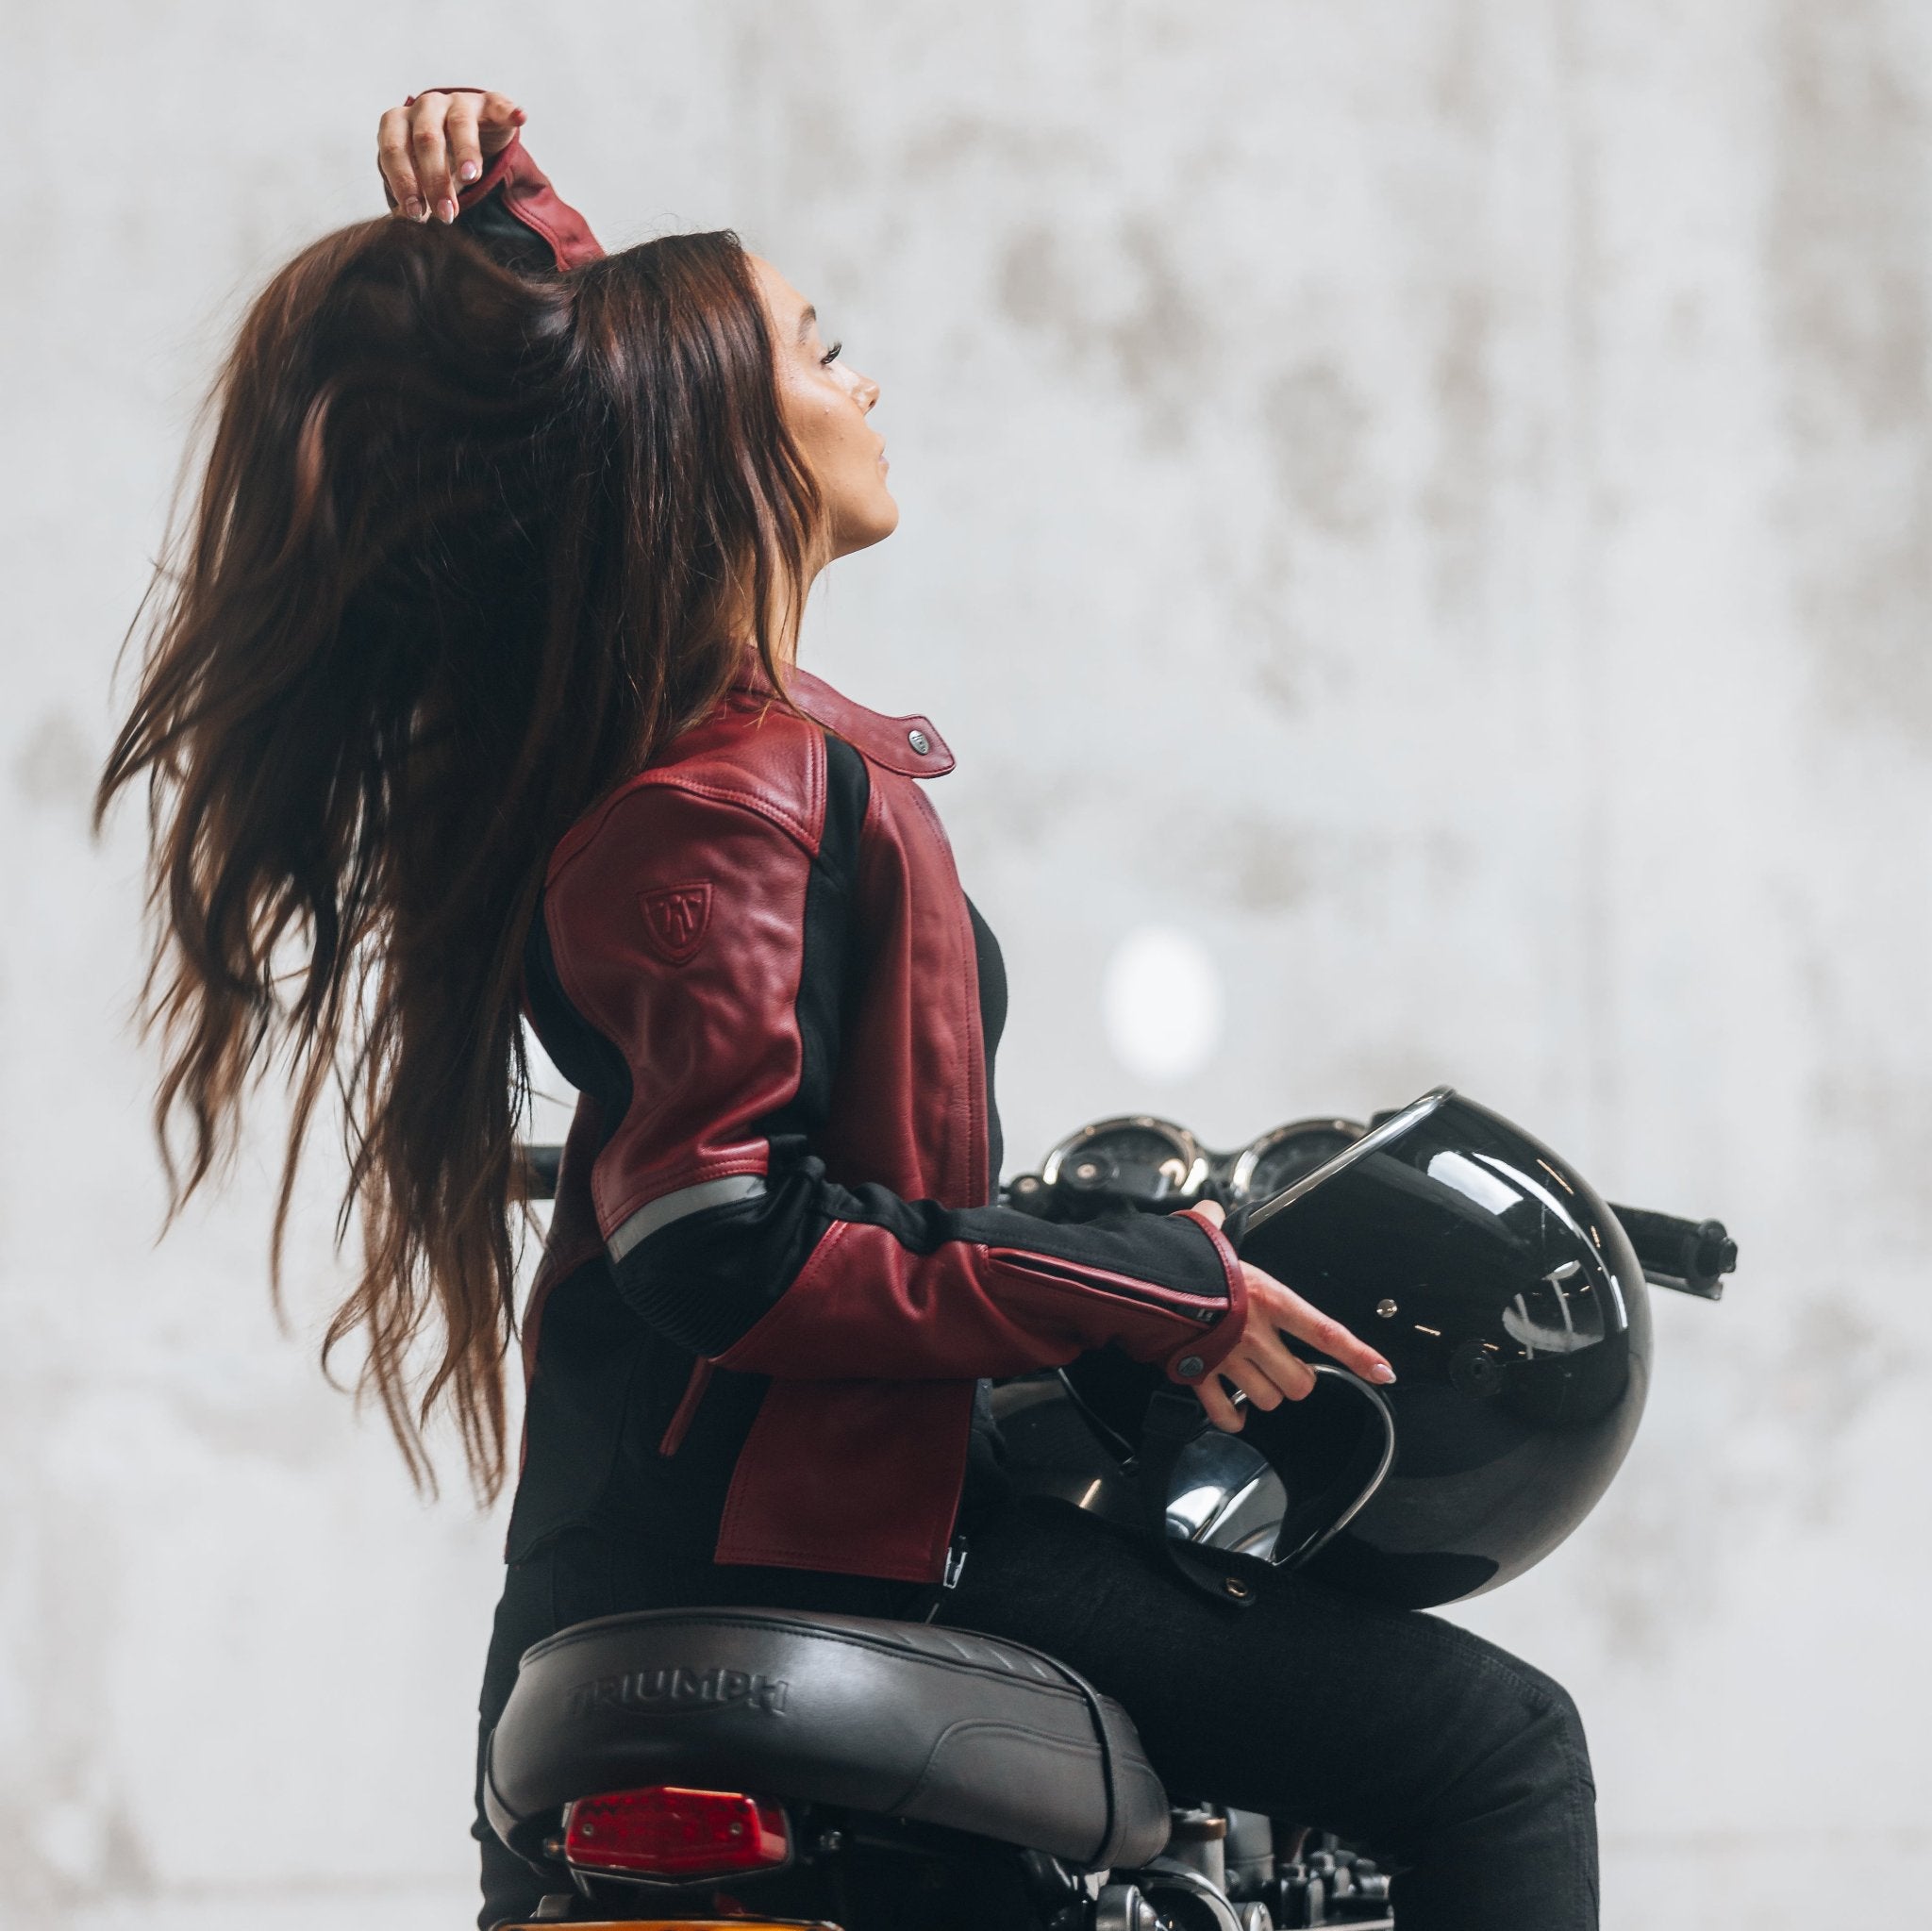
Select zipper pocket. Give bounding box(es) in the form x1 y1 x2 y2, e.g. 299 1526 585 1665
985 1249 1224 1324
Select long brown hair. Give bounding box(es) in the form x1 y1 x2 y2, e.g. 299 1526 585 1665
97 216 820 1496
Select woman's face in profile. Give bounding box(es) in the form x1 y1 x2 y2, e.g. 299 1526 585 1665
752 256 900 561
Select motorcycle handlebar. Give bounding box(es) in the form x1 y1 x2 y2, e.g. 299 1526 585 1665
1007 1170 1734 1301
520 1142 563 1202
514 1146 1736 1301
1605 1203 1736 1301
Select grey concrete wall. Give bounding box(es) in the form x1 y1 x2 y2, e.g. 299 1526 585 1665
4 3 1928 1923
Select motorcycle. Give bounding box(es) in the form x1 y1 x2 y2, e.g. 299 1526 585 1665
494 1096 1735 1930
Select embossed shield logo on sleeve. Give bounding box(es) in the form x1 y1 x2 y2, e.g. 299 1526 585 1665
640 883 712 965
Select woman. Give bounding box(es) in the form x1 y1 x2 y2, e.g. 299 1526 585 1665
102 85 1597 1930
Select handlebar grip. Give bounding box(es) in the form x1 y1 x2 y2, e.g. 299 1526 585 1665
1608 1203 1737 1300
519 1142 563 1203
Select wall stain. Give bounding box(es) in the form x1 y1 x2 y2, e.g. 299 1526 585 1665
899 113 1092 186
996 224 1069 334
13 712 95 811
1769 0 1932 739
1792 889 1932 1253
1809 1062 1932 1250
1209 820 1314 917
1108 217 1208 446
1261 360 1378 541
1772 1293 1905 1507
1236 582 1318 719
177 1385 343 1473
950 761 1087 865
1561 1271 1918 1662
1580 1475 1723 1663
994 216 1210 448
1423 284 1498 625
1429 0 1491 138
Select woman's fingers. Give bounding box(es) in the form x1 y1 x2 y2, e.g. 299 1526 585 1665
443 92 486 193
1197 1375 1245 1433
1206 1336 1318 1428
379 91 524 222
1179 1195 1394 1425
1229 1329 1319 1405
475 91 527 156
410 93 458 223
377 105 425 220
1248 1271 1396 1385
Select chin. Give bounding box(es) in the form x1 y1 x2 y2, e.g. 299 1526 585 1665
832 489 900 558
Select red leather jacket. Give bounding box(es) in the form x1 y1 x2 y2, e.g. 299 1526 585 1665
461 138 1248 1585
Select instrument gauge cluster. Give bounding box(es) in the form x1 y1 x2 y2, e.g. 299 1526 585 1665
1040 1116 1209 1207
1023 1114 1370 1216
1226 1118 1370 1206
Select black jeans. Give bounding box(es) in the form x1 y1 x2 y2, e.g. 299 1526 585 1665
475 1496 1596 1930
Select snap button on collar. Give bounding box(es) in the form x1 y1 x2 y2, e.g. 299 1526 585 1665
908 727 931 756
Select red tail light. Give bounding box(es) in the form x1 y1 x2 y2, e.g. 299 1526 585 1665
562 1785 791 1880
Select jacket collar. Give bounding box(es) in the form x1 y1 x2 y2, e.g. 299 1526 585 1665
730 656 956 778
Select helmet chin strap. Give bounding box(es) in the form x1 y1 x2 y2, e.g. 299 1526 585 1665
1137 1368 1399 1610
1137 1390 1269 1612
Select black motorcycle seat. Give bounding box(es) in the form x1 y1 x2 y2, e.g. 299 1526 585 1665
483 1607 1171 1873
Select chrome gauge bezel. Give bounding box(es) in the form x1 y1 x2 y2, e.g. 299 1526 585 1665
1041 1114 1211 1202
1241 1086 1455 1235
1225 1116 1372 1207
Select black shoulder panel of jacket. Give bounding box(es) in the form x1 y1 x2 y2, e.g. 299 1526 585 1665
608 729 868 1355
753 730 869 1144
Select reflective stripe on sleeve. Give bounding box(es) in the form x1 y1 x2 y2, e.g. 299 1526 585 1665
607 1174 769 1262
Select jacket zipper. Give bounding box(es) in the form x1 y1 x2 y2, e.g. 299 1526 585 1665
985 1248 1224 1323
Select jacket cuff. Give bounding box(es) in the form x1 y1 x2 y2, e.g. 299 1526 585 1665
1162 1208 1248 1387
463 131 603 269
388 92 604 270
456 129 520 210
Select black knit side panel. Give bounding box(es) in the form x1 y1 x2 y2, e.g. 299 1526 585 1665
524 890 631 1135
611 1167 837 1357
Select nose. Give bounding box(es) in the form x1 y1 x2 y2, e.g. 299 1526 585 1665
854 369 880 412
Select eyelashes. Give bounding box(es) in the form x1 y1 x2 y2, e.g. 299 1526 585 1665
820 340 843 367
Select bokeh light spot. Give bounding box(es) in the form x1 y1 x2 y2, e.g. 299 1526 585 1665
1101 924 1224 1083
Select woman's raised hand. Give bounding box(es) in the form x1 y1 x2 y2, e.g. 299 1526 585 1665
1181 1199 1396 1433
377 90 526 225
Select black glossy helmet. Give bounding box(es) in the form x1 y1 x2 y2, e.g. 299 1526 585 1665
1158 1087 1653 1608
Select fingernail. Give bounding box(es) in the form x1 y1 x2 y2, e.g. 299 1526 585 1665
403 196 425 222
438 198 458 224
458 159 479 183
1370 1362 1397 1384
